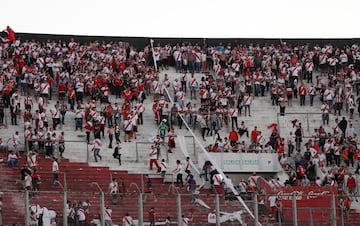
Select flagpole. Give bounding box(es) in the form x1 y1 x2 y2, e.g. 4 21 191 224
150 39 158 72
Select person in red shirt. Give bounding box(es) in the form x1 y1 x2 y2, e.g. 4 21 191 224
123 87 132 103
148 207 156 226
228 127 239 147
346 173 357 201
250 126 259 147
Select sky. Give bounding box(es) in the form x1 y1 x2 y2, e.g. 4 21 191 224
1 0 360 38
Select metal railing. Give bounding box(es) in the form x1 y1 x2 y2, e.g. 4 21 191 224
2 189 358 226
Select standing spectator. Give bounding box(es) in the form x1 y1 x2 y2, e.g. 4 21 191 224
321 101 330 125
173 160 184 187
298 82 307 106
208 210 216 226
122 213 134 226
228 127 239 147
31 169 41 192
229 105 238 129
250 126 259 147
50 103 60 130
104 206 113 226
59 100 68 125
149 145 160 172
75 106 84 132
123 116 133 142
109 178 119 205
158 119 168 144
160 159 167 183
8 131 21 156
24 171 32 191
287 131 295 157
52 158 59 185
58 131 65 158
242 92 252 117
148 207 156 226
346 173 358 202
345 123 357 141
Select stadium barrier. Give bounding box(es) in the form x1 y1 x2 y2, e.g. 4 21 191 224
1 189 356 226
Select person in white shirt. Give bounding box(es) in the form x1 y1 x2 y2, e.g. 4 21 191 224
24 172 32 190
160 159 168 183
91 138 102 162
108 178 119 204
122 213 134 226
181 214 193 226
287 131 295 157
173 160 183 187
77 207 86 225
104 206 113 226
7 150 18 167
345 123 357 141
52 158 59 185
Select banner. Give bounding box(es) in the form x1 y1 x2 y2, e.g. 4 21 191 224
277 186 337 223
199 153 282 172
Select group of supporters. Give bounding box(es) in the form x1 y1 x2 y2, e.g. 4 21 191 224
2 30 360 224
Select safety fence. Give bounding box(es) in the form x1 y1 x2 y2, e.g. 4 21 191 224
0 189 357 226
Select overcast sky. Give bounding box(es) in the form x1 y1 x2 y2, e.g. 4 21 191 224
1 0 360 38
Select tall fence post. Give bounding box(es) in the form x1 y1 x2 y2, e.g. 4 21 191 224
177 194 182 226
24 190 30 226
215 194 220 226
306 113 310 133
100 192 105 226
63 172 67 191
138 193 144 226
136 142 139 162
309 208 313 226
331 194 337 226
254 193 259 226
292 193 298 226
63 191 68 226
277 113 280 134
192 137 196 160
86 141 89 162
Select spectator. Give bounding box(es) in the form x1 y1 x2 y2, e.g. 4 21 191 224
31 169 41 192
52 158 59 185
122 213 135 226
173 160 184 187
7 150 19 167
112 141 122 165
346 173 358 202
187 174 197 203
108 178 119 205
148 207 156 226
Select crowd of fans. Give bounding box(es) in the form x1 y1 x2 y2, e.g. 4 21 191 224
2 29 360 224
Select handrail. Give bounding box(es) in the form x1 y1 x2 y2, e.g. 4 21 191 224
129 182 141 193
168 183 179 195
90 182 103 193
54 180 64 190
